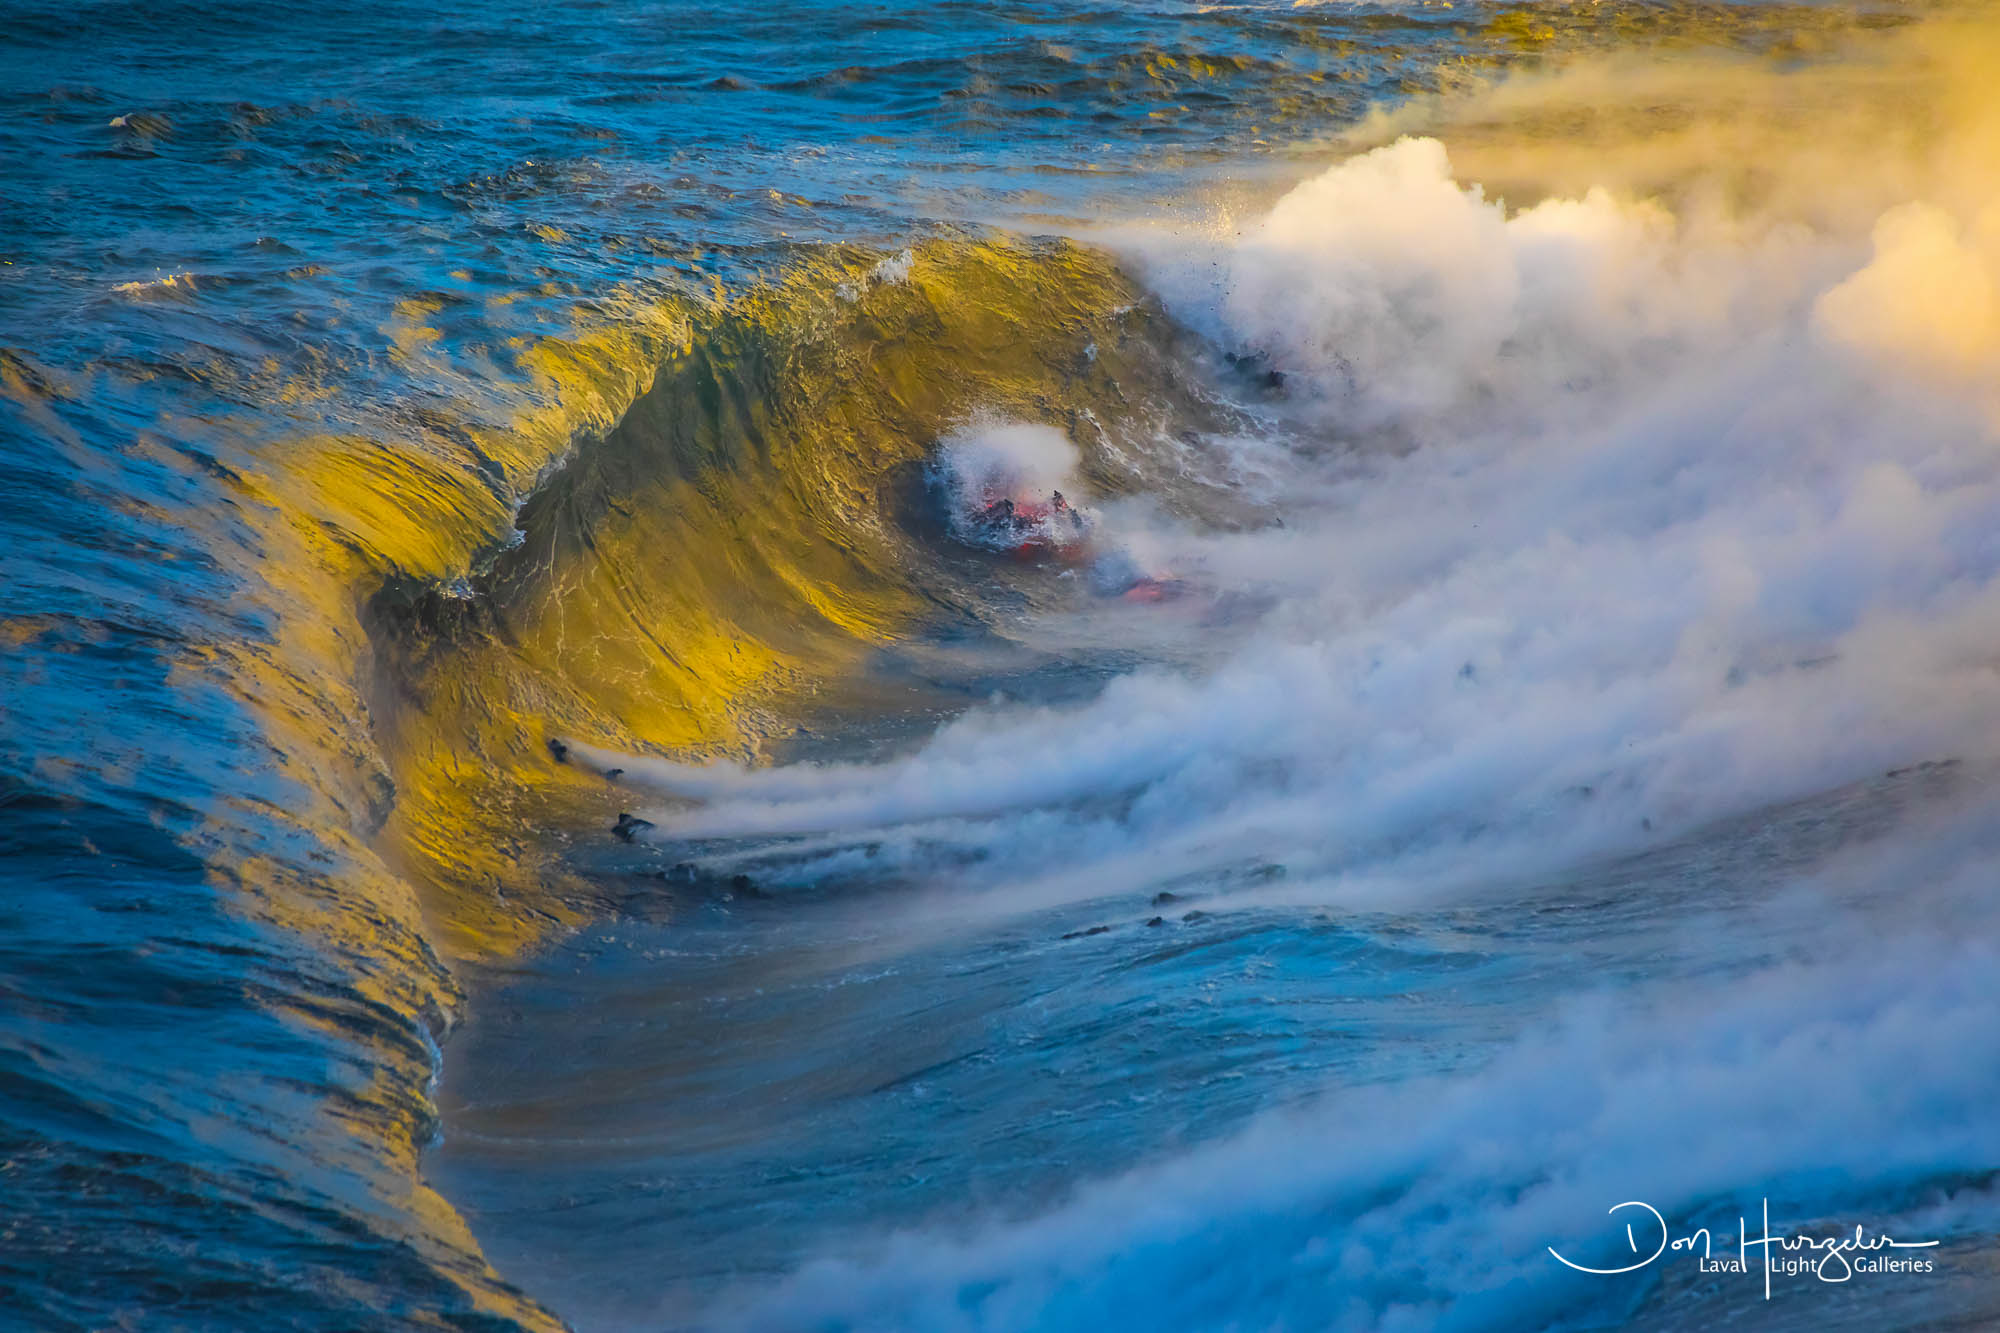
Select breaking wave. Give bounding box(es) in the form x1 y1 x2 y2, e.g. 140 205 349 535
536 13 2000 1329
9 2 2000 1330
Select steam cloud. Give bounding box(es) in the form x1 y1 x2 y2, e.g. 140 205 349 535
596 18 2000 916
589 15 2000 1328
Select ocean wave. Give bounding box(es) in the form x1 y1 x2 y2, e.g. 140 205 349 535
8 2 1996 1329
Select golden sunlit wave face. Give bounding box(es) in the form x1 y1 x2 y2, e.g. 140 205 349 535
335 238 1220 958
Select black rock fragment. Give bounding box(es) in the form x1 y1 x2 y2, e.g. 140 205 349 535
612 812 655 842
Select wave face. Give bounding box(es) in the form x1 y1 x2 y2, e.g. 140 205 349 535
6 1 2000 1331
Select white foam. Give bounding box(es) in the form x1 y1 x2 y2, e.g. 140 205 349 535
588 18 2000 1328
605 79 2000 910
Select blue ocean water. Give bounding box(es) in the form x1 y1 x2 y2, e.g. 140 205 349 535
6 2 2000 1331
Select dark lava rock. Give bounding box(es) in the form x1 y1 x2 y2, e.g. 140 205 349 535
611 812 655 842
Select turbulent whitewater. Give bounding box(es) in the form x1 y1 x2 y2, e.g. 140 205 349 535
6 3 2000 1331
